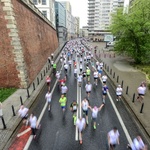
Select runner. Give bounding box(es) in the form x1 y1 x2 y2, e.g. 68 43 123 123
64 63 69 75
82 71 86 81
81 98 89 125
45 91 52 111
102 74 107 84
61 83 68 96
76 117 86 144
127 135 147 150
136 83 146 103
102 83 109 104
116 85 123 101
86 67 91 81
70 100 78 125
85 81 92 98
77 73 83 87
74 66 77 79
88 104 104 129
55 71 61 80
93 70 99 86
18 105 29 126
79 63 83 72
107 127 120 150
59 94 67 112
53 63 57 75
46 75 51 90
68 59 72 68
29 112 40 139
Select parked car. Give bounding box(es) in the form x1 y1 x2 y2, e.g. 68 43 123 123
107 41 115 47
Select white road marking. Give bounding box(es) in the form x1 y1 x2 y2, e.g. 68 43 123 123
17 127 31 137
24 65 64 150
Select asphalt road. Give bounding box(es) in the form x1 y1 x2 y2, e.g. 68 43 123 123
9 42 149 150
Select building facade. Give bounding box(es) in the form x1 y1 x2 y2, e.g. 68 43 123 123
55 1 67 43
32 0 56 27
88 0 125 36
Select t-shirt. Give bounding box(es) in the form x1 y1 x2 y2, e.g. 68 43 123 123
76 118 85 132
18 107 29 118
78 75 83 82
138 86 146 95
102 76 107 82
92 108 98 118
85 84 92 92
59 97 67 106
131 138 145 150
45 93 52 102
30 116 37 128
82 100 88 111
61 86 68 94
94 72 98 78
70 102 78 111
116 87 122 95
108 130 120 145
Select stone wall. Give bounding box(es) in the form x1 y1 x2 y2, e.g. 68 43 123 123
0 0 58 88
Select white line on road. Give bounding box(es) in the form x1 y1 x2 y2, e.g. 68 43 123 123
17 128 31 137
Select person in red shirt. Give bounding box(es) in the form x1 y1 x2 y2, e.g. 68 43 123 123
58 76 67 90
46 76 51 91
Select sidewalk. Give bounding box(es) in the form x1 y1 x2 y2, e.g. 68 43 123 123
88 42 150 141
0 43 65 150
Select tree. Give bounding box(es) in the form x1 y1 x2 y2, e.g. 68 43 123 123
110 0 150 64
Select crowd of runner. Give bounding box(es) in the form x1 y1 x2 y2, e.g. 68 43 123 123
18 39 148 149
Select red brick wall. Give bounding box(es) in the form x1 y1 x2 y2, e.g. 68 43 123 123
0 0 58 88
0 3 20 87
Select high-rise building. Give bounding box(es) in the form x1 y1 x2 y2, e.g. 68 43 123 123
55 1 67 43
88 0 124 36
32 0 56 27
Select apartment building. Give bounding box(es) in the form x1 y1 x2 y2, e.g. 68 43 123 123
32 0 56 27
88 0 124 37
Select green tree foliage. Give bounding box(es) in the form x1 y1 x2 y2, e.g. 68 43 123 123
110 0 150 64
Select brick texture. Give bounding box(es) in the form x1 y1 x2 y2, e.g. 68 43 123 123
0 0 58 88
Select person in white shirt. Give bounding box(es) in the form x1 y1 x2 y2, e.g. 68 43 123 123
68 60 72 68
45 91 52 111
79 64 83 72
77 74 83 87
108 127 120 150
136 83 146 103
88 104 104 129
64 63 69 75
29 113 39 139
61 84 68 96
100 62 103 69
102 75 107 84
76 117 86 144
81 98 89 125
127 135 147 150
93 70 99 86
85 81 92 98
116 85 123 101
55 71 60 80
74 67 77 79
18 105 29 125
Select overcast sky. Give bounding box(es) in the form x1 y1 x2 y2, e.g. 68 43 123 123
57 0 88 28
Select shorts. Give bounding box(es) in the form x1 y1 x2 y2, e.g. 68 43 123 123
98 70 102 74
116 94 122 97
138 94 144 96
22 114 28 120
47 82 50 86
103 81 106 84
61 106 66 109
86 91 91 94
110 144 116 148
94 77 98 80
83 110 88 116
92 117 97 121
83 75 86 78
103 92 107 95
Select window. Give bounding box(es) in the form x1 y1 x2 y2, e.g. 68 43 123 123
42 11 47 18
42 0 46 5
33 0 38 5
